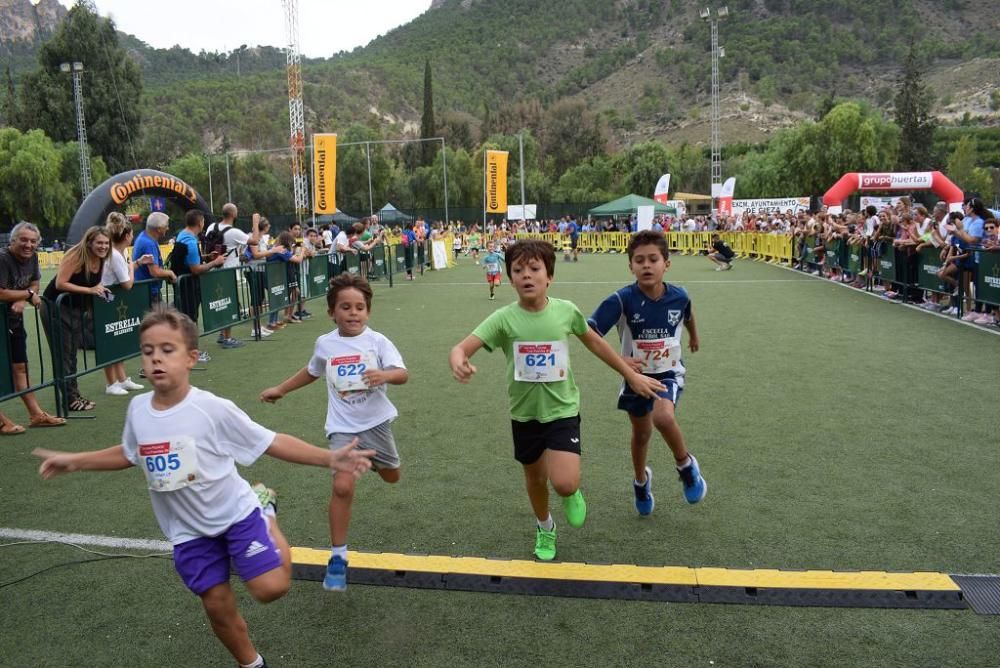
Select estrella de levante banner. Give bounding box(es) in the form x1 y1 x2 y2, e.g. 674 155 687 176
485 150 508 213
313 133 337 215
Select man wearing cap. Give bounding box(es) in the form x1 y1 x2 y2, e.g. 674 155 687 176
133 211 177 303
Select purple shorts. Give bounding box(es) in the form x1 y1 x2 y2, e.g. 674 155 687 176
172 508 283 595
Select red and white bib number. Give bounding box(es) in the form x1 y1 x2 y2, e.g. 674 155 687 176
327 351 378 393
633 337 681 374
514 341 569 383
139 437 199 492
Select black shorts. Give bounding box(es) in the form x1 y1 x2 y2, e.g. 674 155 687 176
8 324 27 364
510 415 581 465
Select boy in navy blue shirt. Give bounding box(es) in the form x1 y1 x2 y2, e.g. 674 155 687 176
588 231 707 515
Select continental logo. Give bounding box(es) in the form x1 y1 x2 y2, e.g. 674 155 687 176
110 173 198 205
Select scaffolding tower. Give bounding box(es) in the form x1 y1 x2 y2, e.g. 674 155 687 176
281 0 309 223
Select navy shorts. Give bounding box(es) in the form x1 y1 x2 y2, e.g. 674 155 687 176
511 415 581 465
618 377 683 417
172 508 282 595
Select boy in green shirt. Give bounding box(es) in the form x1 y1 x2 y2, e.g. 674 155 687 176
449 240 664 561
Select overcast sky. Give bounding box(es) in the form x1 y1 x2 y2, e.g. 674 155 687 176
55 1 432 58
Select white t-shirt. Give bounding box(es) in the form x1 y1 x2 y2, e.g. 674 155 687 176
322 229 334 247
306 327 405 434
102 248 129 286
334 231 351 253
865 216 878 237
208 222 251 269
121 387 276 545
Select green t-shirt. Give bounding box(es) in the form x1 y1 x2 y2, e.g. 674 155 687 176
472 298 588 423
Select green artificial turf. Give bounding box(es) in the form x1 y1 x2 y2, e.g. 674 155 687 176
2 254 998 666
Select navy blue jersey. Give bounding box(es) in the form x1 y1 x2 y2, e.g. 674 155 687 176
588 283 692 383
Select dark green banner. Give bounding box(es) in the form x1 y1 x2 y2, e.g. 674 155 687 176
878 245 897 283
917 247 949 293
305 253 329 299
199 268 241 332
0 307 14 397
802 235 816 265
824 239 842 270
370 244 388 280
847 245 863 274
265 261 291 311
344 252 362 275
393 244 407 273
976 251 1000 306
93 284 150 365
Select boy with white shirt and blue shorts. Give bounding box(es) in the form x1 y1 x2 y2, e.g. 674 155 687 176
34 306 374 668
261 273 408 592
588 231 707 516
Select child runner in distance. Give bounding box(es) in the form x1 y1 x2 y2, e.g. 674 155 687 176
259 273 407 592
449 240 664 561
482 241 504 301
588 231 707 516
33 306 374 668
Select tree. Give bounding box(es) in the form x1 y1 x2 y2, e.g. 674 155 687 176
2 63 19 128
17 3 142 174
541 99 609 180
0 128 77 230
615 141 670 197
894 45 937 171
551 156 619 203
336 124 391 216
946 135 993 199
420 59 437 166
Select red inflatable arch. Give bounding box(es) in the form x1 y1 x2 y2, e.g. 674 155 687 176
821 171 964 214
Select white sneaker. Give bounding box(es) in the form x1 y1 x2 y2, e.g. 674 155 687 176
105 383 128 396
974 313 995 325
942 307 959 316
120 377 144 391
259 327 274 337
715 266 723 271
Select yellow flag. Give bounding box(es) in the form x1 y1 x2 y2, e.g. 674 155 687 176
485 150 508 213
312 133 337 214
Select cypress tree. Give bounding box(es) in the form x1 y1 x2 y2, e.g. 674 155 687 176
894 45 937 171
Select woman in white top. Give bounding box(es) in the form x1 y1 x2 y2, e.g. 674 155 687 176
101 213 153 395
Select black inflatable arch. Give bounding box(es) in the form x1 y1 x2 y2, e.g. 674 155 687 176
66 169 214 245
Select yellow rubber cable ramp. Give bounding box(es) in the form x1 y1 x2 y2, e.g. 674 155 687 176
291 547 974 610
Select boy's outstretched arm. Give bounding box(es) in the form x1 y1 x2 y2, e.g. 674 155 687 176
449 335 484 383
684 311 700 353
266 435 376 480
260 366 317 403
33 446 133 479
577 328 665 399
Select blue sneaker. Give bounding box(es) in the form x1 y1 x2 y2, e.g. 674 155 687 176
220 337 244 349
323 555 348 592
678 455 707 504
633 466 655 516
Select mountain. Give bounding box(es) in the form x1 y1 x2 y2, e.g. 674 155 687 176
4 0 999 164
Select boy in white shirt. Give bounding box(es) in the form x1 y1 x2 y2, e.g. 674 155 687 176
260 273 408 592
34 306 374 668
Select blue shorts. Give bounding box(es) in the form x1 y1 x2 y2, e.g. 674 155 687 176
172 508 282 595
617 377 683 417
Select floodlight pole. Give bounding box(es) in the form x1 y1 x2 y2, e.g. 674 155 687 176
441 137 449 224
366 142 374 217
207 154 214 213
519 131 526 216
701 6 729 200
61 61 92 200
